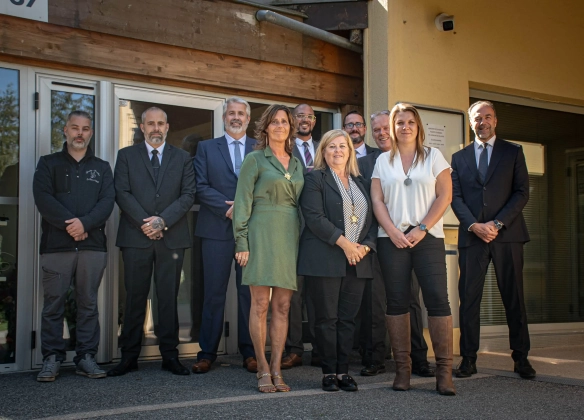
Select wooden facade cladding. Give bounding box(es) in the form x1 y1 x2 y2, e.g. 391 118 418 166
0 1 363 106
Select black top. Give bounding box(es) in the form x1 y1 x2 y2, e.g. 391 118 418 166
298 167 377 279
33 143 115 254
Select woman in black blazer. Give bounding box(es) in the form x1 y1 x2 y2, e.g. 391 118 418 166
298 129 377 392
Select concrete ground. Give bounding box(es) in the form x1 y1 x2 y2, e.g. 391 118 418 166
1 330 583 420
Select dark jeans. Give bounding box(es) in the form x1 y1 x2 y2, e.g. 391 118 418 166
40 251 107 364
378 233 451 317
307 264 367 374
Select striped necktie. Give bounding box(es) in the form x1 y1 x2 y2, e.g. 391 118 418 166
303 142 313 172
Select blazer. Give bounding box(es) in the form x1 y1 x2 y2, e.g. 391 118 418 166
114 142 196 249
293 140 320 174
451 138 530 248
193 135 257 241
357 147 382 180
298 167 377 279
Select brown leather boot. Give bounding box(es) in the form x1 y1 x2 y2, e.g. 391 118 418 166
428 315 456 396
385 313 411 391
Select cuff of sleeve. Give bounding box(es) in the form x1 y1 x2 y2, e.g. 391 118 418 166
327 229 343 246
467 223 476 232
235 240 249 253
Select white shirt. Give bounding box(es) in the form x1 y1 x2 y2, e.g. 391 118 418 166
295 138 315 167
225 133 247 170
354 143 367 159
371 147 451 238
474 135 496 167
145 141 166 164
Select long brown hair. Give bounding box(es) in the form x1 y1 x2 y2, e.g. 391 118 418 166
254 104 296 155
314 129 360 177
388 103 428 167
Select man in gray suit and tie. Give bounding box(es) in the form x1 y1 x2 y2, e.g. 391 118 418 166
108 107 196 376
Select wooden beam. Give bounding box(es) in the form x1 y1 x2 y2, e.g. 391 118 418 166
48 0 363 79
0 15 362 105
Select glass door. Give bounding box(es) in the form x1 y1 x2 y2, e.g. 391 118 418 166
113 85 223 359
33 75 99 367
0 67 20 369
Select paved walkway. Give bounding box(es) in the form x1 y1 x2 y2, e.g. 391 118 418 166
1 330 583 419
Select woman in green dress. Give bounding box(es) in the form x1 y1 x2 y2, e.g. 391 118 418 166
233 104 304 393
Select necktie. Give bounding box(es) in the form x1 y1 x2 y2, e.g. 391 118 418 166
233 140 242 176
478 143 489 183
151 149 160 181
303 142 313 172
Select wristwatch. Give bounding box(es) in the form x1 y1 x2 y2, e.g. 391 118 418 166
494 220 504 230
363 245 371 254
419 224 428 232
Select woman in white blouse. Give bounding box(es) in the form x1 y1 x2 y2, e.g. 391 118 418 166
371 103 455 396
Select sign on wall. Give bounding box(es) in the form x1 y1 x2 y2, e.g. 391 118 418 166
0 0 48 23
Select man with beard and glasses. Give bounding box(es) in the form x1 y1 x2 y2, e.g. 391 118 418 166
343 111 377 158
33 111 115 382
192 97 257 374
356 111 435 379
108 107 195 377
281 104 320 370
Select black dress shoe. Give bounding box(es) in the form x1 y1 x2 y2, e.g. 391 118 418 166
514 358 536 379
412 360 436 377
322 374 339 392
338 374 358 392
162 358 190 375
107 358 138 377
360 364 386 376
455 357 477 378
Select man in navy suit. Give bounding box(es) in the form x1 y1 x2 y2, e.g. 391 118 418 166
192 97 256 374
451 100 535 379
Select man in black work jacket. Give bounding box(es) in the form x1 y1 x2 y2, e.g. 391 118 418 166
33 110 115 382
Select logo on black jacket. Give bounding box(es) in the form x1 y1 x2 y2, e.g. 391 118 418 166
86 169 101 183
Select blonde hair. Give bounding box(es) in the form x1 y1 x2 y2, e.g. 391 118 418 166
314 129 360 177
388 103 428 167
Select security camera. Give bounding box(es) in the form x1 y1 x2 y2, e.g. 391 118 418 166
435 13 454 32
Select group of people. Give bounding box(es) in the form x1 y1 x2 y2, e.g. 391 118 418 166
33 97 535 398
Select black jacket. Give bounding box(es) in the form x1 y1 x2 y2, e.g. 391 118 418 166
298 168 377 278
357 148 382 181
451 138 530 248
33 143 115 254
114 142 196 249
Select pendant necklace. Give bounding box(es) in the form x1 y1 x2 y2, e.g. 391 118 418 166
347 178 359 224
403 152 417 186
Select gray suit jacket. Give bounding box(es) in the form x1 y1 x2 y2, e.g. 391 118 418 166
114 142 196 249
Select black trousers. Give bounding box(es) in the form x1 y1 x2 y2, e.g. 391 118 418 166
359 255 430 365
120 242 185 359
308 265 366 374
378 234 451 317
459 241 530 361
286 276 318 357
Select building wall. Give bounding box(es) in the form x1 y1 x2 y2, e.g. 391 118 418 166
369 0 584 116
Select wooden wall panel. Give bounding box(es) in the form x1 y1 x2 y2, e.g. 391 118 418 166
48 0 363 79
0 15 362 105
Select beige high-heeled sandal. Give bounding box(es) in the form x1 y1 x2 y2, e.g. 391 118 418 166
271 372 291 392
256 372 276 393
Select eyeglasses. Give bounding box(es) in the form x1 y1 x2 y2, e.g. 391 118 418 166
295 114 316 122
344 122 366 129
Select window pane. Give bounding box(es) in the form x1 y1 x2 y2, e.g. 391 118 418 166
0 68 19 198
